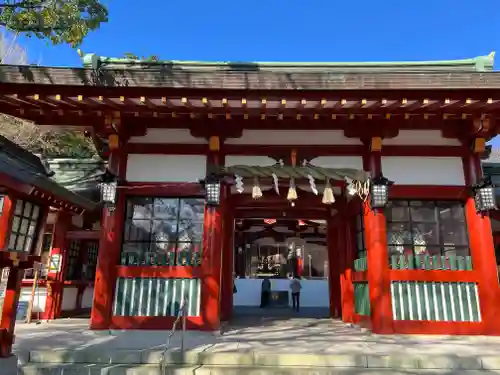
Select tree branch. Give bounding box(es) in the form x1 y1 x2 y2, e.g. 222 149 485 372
0 0 53 9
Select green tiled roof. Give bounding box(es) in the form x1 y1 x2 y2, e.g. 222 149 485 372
47 158 106 202
0 137 98 212
81 52 495 72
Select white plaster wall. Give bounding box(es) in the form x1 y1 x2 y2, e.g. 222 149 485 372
233 278 330 308
61 287 78 311
310 156 364 170
81 286 94 309
129 129 207 144
46 212 57 225
383 130 461 146
225 130 362 145
225 156 277 167
19 286 47 313
381 156 465 185
126 154 207 182
71 215 84 228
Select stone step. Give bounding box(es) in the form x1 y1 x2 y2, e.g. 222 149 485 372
16 350 500 371
18 364 500 375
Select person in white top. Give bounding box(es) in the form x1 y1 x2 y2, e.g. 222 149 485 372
289 275 302 312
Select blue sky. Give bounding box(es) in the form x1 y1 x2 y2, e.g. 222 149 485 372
18 0 500 67
16 0 500 144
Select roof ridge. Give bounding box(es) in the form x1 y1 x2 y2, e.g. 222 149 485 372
80 52 495 72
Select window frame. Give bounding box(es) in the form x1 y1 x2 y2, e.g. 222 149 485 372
85 240 99 281
66 239 81 280
121 196 205 266
355 213 366 260
7 199 42 254
385 199 470 263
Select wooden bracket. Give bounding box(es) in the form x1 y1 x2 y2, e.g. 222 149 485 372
473 116 491 136
104 113 124 151
208 136 220 152
370 136 382 152
472 137 486 154
104 112 121 133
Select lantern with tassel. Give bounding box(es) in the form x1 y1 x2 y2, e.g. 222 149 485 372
322 179 335 204
252 176 263 199
287 177 298 203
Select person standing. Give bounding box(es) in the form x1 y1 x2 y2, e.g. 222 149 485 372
260 277 271 308
290 275 302 312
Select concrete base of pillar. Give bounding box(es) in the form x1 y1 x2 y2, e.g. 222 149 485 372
0 354 18 375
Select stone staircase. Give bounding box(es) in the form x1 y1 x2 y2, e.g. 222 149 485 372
14 317 500 375
16 349 500 375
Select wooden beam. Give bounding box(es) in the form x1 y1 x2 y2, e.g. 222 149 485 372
66 230 100 240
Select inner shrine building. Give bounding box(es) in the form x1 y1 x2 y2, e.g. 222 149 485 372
1 52 500 335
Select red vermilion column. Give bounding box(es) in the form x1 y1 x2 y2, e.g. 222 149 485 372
364 152 393 334
327 216 341 318
0 195 16 358
340 215 355 322
200 145 224 330
0 196 13 251
463 151 500 334
43 212 70 320
201 189 225 330
90 148 126 330
220 187 234 322
0 267 23 357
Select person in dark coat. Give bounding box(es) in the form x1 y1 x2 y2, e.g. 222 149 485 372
290 275 302 312
260 277 271 308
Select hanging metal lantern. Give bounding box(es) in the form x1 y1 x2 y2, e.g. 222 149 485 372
473 178 497 213
370 174 393 208
99 169 118 209
202 174 221 206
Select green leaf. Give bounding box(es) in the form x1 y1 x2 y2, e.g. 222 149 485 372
0 0 108 47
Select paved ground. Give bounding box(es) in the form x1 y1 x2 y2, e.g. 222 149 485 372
232 306 330 318
12 316 500 356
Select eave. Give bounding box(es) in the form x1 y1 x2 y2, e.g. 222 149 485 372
0 154 99 215
1 65 500 140
2 64 500 91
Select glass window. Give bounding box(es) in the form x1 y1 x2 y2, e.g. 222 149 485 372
7 200 41 253
66 240 81 280
0 195 4 216
121 197 205 266
85 240 99 281
356 214 366 259
385 200 470 269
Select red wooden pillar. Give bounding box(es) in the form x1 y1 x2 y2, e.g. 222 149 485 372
44 212 70 320
201 191 225 330
463 151 500 334
364 152 393 334
200 138 225 330
340 215 355 322
327 216 342 319
90 148 126 330
0 267 23 357
0 196 13 250
220 187 234 322
0 194 16 358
